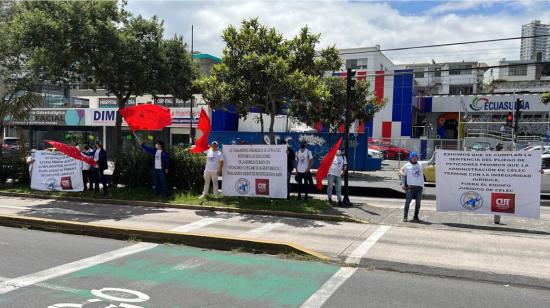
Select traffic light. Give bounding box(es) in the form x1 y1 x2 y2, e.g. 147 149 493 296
506 112 513 127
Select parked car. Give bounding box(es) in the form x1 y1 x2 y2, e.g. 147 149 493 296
368 148 384 159
369 138 410 160
469 142 492 151
2 137 21 152
520 145 550 152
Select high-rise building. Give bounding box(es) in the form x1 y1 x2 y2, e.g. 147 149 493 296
520 20 550 60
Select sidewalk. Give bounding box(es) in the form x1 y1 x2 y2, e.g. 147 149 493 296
0 194 549 288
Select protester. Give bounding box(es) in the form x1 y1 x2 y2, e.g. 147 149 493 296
327 149 347 206
283 140 296 199
401 151 424 222
200 141 224 198
141 140 170 197
296 141 314 200
92 141 108 195
81 145 94 191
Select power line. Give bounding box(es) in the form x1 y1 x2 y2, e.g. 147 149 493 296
336 61 550 78
339 34 550 55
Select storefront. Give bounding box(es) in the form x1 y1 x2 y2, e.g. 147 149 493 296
7 107 208 154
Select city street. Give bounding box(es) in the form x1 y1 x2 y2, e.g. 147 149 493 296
1 226 550 308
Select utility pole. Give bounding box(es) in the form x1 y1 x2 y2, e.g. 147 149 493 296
343 68 355 207
190 25 195 144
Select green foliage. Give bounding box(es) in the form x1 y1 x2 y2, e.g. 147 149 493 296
291 77 385 133
0 149 29 185
542 92 550 105
196 18 340 142
113 147 206 192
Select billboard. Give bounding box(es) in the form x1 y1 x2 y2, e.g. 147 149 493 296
436 150 541 218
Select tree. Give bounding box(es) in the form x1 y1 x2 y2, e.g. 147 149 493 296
542 92 550 105
11 1 184 165
153 35 198 104
291 77 385 135
0 0 42 182
196 18 340 143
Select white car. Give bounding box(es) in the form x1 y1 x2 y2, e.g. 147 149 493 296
521 145 550 152
368 148 384 159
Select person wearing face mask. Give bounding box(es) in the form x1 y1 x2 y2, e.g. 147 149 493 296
296 141 314 200
327 149 347 206
200 141 224 198
141 139 170 197
401 151 424 222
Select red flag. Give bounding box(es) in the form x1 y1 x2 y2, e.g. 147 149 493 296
119 104 172 131
315 137 343 191
191 109 211 153
44 140 97 167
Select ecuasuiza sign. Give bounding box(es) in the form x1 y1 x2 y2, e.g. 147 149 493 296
469 97 530 112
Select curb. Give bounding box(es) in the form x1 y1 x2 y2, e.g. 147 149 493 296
352 258 550 290
0 214 328 261
0 191 368 224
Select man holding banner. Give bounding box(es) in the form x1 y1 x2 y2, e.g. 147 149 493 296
401 151 424 222
200 141 224 198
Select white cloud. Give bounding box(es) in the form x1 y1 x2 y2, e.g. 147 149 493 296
428 1 496 15
126 0 550 66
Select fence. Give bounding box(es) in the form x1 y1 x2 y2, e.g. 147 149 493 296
209 131 371 171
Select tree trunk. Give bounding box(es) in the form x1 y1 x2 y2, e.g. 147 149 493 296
112 96 127 187
259 112 264 133
0 122 5 185
268 112 276 145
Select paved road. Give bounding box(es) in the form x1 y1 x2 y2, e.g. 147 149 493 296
1 227 549 308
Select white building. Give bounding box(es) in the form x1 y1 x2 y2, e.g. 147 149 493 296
398 61 488 96
520 20 550 61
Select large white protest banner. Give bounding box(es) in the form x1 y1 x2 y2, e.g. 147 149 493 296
222 145 287 199
436 150 541 218
31 150 84 192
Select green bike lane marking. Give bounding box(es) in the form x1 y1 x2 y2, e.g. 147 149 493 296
0 245 339 308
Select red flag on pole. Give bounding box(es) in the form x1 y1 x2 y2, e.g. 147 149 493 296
44 140 97 167
119 104 172 131
191 108 211 153
315 137 343 191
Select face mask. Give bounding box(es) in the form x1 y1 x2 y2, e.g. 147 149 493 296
336 150 342 156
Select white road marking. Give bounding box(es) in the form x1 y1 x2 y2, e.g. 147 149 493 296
0 205 28 210
299 267 357 308
345 225 391 265
240 222 284 238
170 217 225 233
0 242 157 294
0 216 228 294
300 225 391 308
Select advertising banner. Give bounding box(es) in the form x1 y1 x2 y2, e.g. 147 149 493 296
222 145 287 199
7 109 86 126
99 97 136 108
436 150 541 218
170 108 201 127
31 151 84 192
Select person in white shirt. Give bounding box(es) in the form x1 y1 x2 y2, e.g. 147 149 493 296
200 141 224 198
81 145 94 191
296 142 314 200
327 149 347 206
401 151 424 222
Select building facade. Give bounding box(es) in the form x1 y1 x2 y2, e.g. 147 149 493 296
520 20 550 61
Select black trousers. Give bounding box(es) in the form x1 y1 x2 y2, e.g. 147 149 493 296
296 172 313 198
93 168 108 194
82 170 93 190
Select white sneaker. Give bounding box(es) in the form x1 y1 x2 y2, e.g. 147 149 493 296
199 194 206 199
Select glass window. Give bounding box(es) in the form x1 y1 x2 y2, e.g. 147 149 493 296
509 65 528 76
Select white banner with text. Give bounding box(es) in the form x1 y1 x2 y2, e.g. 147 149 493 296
436 150 541 218
31 151 84 192
222 145 287 199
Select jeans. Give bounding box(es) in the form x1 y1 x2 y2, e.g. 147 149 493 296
296 172 313 198
404 186 423 219
153 169 169 195
327 174 342 202
203 171 219 196
93 168 108 194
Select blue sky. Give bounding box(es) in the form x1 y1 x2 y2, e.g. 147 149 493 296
128 0 550 65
